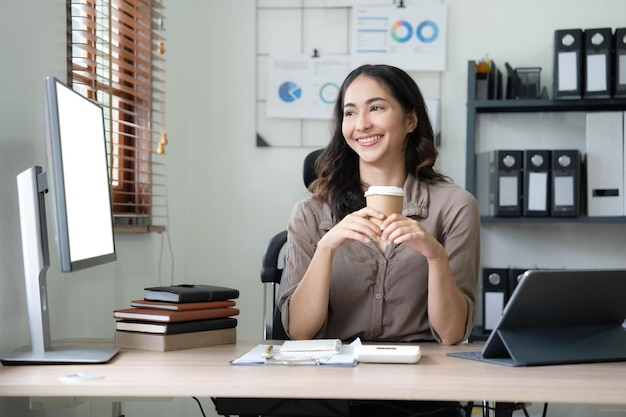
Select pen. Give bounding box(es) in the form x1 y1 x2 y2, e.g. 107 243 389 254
262 345 273 359
266 358 320 366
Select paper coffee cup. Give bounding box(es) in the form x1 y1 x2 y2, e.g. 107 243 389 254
364 186 404 225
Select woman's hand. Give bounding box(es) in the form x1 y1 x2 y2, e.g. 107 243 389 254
379 213 444 259
317 207 385 250
379 214 467 344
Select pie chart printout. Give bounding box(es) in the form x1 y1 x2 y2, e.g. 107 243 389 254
278 82 302 103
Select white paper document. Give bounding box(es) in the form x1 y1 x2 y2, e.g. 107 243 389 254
280 338 342 355
230 339 359 367
351 5 447 71
266 54 351 120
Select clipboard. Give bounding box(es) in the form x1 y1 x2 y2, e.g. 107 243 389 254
230 340 358 367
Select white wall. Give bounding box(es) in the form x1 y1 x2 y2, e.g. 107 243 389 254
1 1 625 416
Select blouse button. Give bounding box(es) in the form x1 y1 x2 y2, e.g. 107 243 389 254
372 327 380 334
375 293 382 300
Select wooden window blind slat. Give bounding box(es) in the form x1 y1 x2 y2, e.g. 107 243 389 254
69 0 167 231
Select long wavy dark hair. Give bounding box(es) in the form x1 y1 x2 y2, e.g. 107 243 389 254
309 64 447 220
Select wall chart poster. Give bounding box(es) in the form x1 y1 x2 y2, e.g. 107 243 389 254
266 55 352 120
351 5 447 71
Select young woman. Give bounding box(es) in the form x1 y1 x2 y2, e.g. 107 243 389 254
278 64 480 346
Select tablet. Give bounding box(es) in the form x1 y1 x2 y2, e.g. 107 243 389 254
449 269 626 366
355 345 421 364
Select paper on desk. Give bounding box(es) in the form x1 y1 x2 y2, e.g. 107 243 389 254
230 339 359 367
280 338 342 355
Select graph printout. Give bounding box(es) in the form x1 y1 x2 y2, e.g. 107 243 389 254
266 54 352 120
351 5 447 71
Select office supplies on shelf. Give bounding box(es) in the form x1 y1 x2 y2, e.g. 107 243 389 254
505 63 541 99
585 111 624 216
130 299 236 310
475 59 490 100
144 284 240 303
477 147 588 218
514 67 541 99
490 62 503 99
113 306 239 322
448 269 626 366
553 29 584 99
115 317 237 335
231 340 359 367
523 150 551 216
475 58 502 100
482 268 509 334
614 28 626 97
504 62 522 99
115 327 236 352
584 28 612 98
551 149 582 217
465 59 626 209
475 150 523 216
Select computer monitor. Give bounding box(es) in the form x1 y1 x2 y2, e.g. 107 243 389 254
0 76 120 365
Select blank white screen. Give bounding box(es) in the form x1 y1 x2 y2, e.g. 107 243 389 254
56 84 115 263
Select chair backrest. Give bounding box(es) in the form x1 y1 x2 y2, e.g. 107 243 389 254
302 148 322 190
261 149 322 340
261 230 289 340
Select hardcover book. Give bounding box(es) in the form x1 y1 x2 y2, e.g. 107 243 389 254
115 317 237 335
130 299 236 311
113 306 240 322
144 284 240 303
115 327 236 352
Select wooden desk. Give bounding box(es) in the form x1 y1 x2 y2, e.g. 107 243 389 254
1 340 625 406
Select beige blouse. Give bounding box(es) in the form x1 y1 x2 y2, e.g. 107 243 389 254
278 175 480 343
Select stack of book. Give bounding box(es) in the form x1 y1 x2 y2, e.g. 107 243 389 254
113 284 240 351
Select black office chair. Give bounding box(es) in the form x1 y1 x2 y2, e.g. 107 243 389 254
261 148 322 341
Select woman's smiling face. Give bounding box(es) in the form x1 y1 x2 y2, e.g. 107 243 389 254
341 75 417 168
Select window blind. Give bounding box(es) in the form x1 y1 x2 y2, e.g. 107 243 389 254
68 0 166 232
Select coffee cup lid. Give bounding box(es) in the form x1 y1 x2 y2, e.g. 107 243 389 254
364 186 405 197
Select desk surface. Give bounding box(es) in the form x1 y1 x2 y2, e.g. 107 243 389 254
1 340 625 405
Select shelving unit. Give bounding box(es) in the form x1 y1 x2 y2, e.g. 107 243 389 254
465 60 626 224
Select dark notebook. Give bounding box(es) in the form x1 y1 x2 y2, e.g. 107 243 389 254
144 284 239 303
116 317 238 335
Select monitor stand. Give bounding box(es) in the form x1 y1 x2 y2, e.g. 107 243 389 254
0 167 120 365
0 345 121 365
